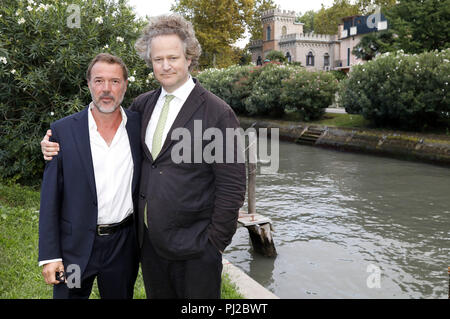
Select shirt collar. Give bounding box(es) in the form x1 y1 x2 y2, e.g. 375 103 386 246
88 102 127 131
160 75 195 102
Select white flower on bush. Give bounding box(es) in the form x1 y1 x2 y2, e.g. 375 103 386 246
0 57 7 64
27 6 33 12
95 17 103 24
28 0 36 5
18 18 25 25
37 4 52 11
11 69 16 75
103 44 109 49
128 76 135 82
50 112 54 116
116 36 124 43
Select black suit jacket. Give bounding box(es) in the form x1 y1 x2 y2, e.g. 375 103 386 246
38 106 141 275
129 79 246 260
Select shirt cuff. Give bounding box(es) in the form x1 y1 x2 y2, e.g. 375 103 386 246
39 258 63 267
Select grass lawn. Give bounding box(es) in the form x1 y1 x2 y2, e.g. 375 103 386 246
0 182 243 299
278 110 450 136
281 110 370 128
310 113 370 128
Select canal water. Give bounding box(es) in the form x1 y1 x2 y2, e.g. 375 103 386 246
224 141 450 298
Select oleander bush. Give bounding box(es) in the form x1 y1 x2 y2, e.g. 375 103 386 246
198 62 339 119
196 65 254 114
340 49 450 130
243 63 293 117
0 0 157 185
281 69 339 121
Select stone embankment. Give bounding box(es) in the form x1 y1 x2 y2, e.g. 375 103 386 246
239 117 450 166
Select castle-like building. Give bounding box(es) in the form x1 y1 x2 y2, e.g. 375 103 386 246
249 8 388 72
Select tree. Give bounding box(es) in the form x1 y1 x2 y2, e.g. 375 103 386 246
314 0 360 35
172 0 254 68
352 30 395 60
356 0 397 14
384 0 450 54
296 10 315 34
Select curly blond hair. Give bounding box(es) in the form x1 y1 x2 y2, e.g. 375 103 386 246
134 14 202 71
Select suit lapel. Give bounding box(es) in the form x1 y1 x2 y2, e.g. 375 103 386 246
71 107 97 200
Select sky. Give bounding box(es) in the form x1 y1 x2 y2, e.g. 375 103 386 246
127 0 335 48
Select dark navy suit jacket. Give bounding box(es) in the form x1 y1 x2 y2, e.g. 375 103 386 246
38 106 141 276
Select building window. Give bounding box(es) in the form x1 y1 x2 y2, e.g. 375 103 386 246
306 51 314 66
267 26 271 41
324 53 330 66
282 26 287 36
347 48 350 66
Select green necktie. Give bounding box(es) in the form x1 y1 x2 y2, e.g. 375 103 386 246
151 94 175 159
145 94 174 228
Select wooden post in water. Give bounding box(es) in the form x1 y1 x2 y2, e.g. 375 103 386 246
238 128 277 257
247 132 257 216
448 267 450 299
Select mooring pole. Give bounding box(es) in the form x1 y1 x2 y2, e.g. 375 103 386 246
448 267 449 299
241 127 277 257
247 130 257 216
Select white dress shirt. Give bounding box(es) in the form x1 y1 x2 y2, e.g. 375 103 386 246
88 103 134 225
39 104 134 267
145 76 195 152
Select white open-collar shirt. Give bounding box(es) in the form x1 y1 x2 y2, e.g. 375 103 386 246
145 76 195 153
39 104 134 267
88 103 134 225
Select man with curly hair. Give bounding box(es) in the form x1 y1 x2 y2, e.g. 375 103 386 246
41 14 246 299
130 14 246 299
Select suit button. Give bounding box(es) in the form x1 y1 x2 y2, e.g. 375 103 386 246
151 164 157 169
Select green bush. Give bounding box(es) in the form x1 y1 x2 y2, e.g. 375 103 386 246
265 50 287 63
196 65 254 114
0 0 157 185
244 63 293 117
198 63 340 119
340 49 450 130
281 69 339 121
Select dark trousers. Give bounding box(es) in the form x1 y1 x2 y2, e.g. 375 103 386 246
140 227 223 299
53 224 139 299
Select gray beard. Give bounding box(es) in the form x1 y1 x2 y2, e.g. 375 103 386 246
93 100 120 114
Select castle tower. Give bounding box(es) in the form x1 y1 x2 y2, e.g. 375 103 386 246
260 8 304 57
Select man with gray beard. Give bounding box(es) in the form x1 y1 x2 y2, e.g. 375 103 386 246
38 53 141 299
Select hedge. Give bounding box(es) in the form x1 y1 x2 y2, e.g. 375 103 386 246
197 63 339 119
339 49 450 130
